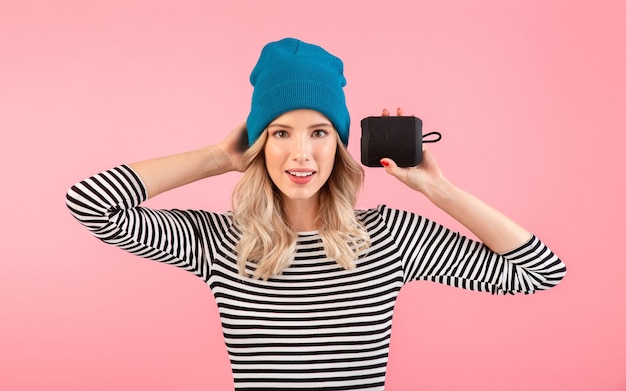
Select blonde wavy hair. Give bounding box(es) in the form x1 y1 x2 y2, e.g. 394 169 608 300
232 130 371 279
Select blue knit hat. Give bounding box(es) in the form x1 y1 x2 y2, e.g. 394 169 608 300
246 38 350 146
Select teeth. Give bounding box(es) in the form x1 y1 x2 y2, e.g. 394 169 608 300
288 171 313 177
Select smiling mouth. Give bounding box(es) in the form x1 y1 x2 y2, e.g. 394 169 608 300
287 171 315 177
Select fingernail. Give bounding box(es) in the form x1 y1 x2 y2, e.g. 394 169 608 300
380 160 389 167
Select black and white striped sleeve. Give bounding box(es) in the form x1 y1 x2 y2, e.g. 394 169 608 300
65 165 213 281
380 205 566 295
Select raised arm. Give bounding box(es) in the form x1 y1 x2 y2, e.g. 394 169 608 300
380 108 532 254
129 122 248 198
65 122 248 280
377 109 564 293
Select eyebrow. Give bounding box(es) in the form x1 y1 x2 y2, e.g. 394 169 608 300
267 122 333 129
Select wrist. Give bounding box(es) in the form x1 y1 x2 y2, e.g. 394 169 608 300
423 174 456 206
200 145 234 177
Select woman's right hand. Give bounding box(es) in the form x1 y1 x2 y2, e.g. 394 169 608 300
216 121 248 173
128 122 249 198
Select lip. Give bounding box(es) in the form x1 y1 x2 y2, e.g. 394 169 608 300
286 169 316 185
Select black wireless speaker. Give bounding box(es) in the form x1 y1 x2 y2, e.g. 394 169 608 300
360 116 423 167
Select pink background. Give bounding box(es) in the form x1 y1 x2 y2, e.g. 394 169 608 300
1 0 625 390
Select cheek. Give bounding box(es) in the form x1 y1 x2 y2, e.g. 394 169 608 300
320 145 338 171
263 145 282 168
263 157 280 186
263 146 287 186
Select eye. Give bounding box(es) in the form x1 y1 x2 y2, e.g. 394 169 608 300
312 129 328 138
271 130 289 138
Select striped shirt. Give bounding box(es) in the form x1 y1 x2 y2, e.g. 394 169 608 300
66 165 566 390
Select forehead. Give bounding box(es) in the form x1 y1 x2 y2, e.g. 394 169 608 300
269 109 333 127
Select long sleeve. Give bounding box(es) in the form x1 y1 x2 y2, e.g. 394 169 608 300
379 205 566 295
65 165 232 282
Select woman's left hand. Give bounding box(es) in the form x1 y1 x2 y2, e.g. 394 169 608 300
379 108 444 196
380 108 533 252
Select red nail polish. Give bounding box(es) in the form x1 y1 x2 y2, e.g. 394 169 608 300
380 160 389 167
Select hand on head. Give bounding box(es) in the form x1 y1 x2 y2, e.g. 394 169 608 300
216 122 248 173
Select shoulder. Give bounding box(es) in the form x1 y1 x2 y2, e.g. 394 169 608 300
355 204 385 224
183 209 236 230
356 205 432 238
173 209 240 244
355 204 417 222
355 204 418 229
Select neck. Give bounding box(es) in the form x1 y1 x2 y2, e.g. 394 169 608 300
282 197 320 232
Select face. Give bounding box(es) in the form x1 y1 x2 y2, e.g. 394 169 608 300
264 109 338 206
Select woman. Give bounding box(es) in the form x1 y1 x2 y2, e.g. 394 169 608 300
66 38 565 390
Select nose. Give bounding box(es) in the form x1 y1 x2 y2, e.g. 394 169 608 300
291 133 311 161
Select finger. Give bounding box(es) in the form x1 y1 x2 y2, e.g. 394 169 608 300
380 158 402 179
381 158 416 189
238 126 249 151
382 108 390 117
421 146 436 163
397 107 403 116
